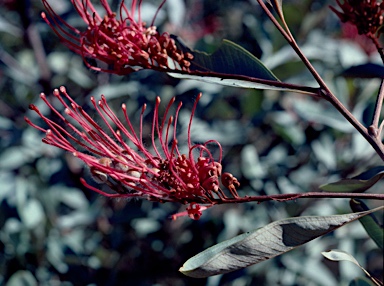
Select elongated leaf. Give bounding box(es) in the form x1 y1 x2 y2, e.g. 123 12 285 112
322 249 363 268
350 199 383 250
176 38 279 80
170 38 318 94
349 277 376 286
320 166 384 193
168 72 290 90
340 63 384 79
180 206 383 278
322 250 380 285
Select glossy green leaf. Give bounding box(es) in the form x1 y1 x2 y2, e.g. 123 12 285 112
180 206 383 278
177 39 279 80
320 166 384 193
169 38 319 94
350 199 383 250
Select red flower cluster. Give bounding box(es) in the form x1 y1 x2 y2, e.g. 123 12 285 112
330 0 384 36
42 0 193 74
25 87 239 219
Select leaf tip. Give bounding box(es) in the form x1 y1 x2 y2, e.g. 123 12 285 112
179 267 206 278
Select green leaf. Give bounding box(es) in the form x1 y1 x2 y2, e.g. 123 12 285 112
320 166 384 193
179 206 383 278
349 277 376 286
340 63 384 79
178 39 279 81
350 199 383 250
170 38 318 94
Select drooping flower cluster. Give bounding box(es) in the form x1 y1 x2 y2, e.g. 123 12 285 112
25 87 240 219
330 0 384 37
41 0 193 75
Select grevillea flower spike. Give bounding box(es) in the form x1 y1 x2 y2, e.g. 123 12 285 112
330 0 384 37
41 0 193 74
25 87 240 220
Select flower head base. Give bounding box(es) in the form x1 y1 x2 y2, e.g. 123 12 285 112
25 87 240 219
330 0 384 37
42 0 193 75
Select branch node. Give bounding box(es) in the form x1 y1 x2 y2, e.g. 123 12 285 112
368 125 379 137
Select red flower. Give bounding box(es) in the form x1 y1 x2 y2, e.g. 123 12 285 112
330 0 384 36
41 0 193 75
25 87 239 219
342 22 378 56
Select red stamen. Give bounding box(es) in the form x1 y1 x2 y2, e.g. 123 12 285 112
26 87 237 220
41 0 193 74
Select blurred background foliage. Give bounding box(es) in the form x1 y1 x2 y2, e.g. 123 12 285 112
0 0 383 285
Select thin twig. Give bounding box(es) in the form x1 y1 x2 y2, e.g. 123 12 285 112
255 0 292 41
210 192 384 205
369 79 384 137
255 0 384 161
368 33 384 64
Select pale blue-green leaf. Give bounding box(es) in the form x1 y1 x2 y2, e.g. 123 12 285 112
0 15 22 36
321 249 361 266
0 147 28 170
168 72 292 91
4 218 22 234
46 232 68 273
322 250 378 285
18 199 45 229
56 211 94 229
131 218 163 238
5 270 38 286
241 144 265 179
180 206 383 278
51 186 89 209
270 111 305 145
320 166 384 193
293 99 354 131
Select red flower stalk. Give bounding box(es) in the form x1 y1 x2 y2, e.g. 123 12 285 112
41 0 193 75
25 87 240 220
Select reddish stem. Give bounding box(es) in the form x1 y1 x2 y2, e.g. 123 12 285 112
255 0 384 161
370 80 384 138
210 192 384 205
